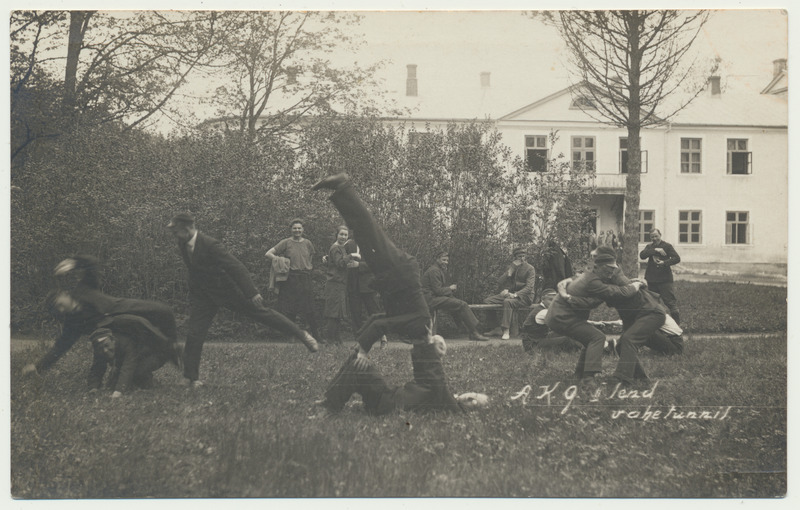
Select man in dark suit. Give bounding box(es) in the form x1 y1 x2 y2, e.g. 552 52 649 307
343 238 382 330
311 173 467 414
167 213 317 387
484 246 537 340
540 239 574 293
22 255 180 391
422 251 490 341
639 228 681 323
317 335 465 415
89 313 181 397
310 174 433 358
546 246 643 385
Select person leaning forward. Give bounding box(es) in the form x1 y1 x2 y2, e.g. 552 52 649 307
484 246 536 340
546 246 642 386
422 251 490 342
22 255 180 391
167 213 318 387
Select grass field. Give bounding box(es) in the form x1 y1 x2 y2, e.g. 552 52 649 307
11 330 786 498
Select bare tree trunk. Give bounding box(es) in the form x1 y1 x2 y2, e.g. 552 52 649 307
63 11 92 123
622 11 643 278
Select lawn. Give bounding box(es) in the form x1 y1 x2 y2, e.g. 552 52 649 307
11 331 786 498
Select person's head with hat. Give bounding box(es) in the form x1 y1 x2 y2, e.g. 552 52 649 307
592 245 618 279
512 246 527 266
89 327 116 361
166 212 197 243
540 288 558 308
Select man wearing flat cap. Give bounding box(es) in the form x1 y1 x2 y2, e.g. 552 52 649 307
546 246 643 387
167 213 318 387
555 245 674 386
483 246 536 340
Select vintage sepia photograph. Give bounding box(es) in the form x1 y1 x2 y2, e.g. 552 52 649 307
6 0 791 502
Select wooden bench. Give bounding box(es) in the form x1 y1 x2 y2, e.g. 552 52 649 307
431 303 526 338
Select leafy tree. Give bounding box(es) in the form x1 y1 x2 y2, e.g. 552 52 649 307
297 115 517 303
548 10 714 275
10 10 222 167
200 11 384 141
508 130 597 279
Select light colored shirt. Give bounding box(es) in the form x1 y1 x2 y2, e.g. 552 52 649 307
270 237 315 271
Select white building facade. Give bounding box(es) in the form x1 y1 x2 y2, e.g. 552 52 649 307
391 60 788 277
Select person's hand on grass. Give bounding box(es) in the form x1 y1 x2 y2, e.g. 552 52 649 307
353 348 370 371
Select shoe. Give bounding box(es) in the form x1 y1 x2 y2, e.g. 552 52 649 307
299 331 319 353
469 332 491 342
501 330 510 340
311 173 349 191
182 378 203 388
485 327 503 337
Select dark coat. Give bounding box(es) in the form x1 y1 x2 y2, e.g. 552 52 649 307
541 244 573 291
639 240 681 283
421 262 454 306
180 232 259 301
545 268 638 331
99 314 178 392
344 239 376 294
497 261 536 305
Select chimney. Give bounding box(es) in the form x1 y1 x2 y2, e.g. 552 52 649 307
709 75 721 96
773 58 787 77
480 71 491 88
406 64 418 97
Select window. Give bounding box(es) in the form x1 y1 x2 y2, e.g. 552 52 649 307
678 210 702 244
680 138 702 173
727 139 752 174
726 211 750 244
620 137 648 174
639 210 655 242
572 136 595 171
525 135 549 172
570 96 596 109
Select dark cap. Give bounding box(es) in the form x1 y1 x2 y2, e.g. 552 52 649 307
167 212 195 228
513 246 527 257
593 246 617 266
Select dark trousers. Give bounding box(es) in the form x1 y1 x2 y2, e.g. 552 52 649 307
323 345 459 415
183 289 305 381
646 330 684 355
647 281 679 323
329 182 430 351
431 297 480 333
613 310 666 383
547 320 606 378
277 271 321 339
348 290 381 330
323 353 401 415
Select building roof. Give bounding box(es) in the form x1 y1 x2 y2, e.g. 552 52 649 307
669 74 787 128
